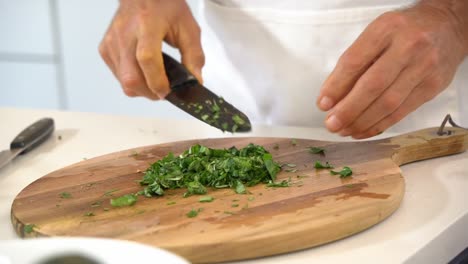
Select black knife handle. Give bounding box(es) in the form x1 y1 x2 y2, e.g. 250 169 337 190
162 52 198 90
10 118 55 154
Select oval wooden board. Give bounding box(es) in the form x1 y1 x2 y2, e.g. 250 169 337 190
11 127 468 263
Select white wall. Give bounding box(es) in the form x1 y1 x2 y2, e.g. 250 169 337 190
0 0 199 119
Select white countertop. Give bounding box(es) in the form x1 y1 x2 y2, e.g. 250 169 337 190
0 107 467 264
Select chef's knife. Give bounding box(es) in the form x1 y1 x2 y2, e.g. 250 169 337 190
0 118 54 170
163 53 251 133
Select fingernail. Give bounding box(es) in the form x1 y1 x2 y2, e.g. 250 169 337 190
318 96 334 111
326 115 342 132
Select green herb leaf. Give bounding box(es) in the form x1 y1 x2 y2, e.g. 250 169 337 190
140 143 281 197
231 204 239 207
232 115 246 126
199 196 214 203
291 139 297 146
59 192 72 199
166 201 176 205
187 209 199 218
331 166 353 178
309 147 325 155
84 212 95 217
266 180 290 188
248 196 255 201
235 180 247 194
24 224 36 234
314 161 334 169
110 194 137 207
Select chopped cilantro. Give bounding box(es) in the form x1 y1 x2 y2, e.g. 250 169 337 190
309 147 325 155
291 139 297 146
140 144 281 197
232 115 246 126
231 204 239 207
187 208 201 218
59 192 72 199
266 180 290 188
110 194 137 207
24 224 36 234
273 144 279 150
84 212 95 217
235 181 247 194
314 161 334 169
199 196 214 203
223 211 234 215
331 166 353 178
166 201 176 205
248 196 255 201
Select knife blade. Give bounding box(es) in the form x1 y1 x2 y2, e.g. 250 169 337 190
0 118 55 170
163 53 251 133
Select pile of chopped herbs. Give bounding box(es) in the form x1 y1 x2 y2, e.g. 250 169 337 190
139 143 281 197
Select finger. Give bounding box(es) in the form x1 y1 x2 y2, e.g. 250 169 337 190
99 34 120 79
341 48 434 136
352 77 440 139
175 20 205 83
117 34 160 100
136 36 170 98
324 43 412 132
317 14 393 112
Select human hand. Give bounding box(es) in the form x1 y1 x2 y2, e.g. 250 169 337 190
99 0 204 100
317 0 468 139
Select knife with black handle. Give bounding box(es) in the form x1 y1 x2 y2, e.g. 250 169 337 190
163 53 251 133
0 118 54 169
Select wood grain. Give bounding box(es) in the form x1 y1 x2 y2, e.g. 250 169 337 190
11 127 468 263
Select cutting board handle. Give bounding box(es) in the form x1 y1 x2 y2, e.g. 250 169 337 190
386 126 468 166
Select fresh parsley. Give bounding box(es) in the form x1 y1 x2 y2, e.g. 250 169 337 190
331 166 353 178
314 161 334 169
59 192 72 199
110 194 137 207
199 196 214 203
24 224 36 234
140 144 281 197
309 147 325 155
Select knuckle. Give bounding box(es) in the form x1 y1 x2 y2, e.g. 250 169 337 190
404 30 432 53
136 48 155 64
339 52 364 72
120 75 144 90
379 11 408 29
425 50 440 69
427 74 445 90
98 43 107 58
381 93 402 113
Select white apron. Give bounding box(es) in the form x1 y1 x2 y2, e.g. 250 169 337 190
198 0 468 133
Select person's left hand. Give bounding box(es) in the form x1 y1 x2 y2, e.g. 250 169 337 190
316 1 467 139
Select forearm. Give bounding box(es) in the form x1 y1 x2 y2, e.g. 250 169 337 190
420 0 468 55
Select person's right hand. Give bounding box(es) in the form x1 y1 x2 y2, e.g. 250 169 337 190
99 0 204 100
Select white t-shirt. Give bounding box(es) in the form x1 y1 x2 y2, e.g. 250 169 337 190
211 0 416 10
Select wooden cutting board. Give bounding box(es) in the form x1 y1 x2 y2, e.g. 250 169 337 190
11 127 468 263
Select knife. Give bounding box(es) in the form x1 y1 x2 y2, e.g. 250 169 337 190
0 118 54 170
163 53 252 133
